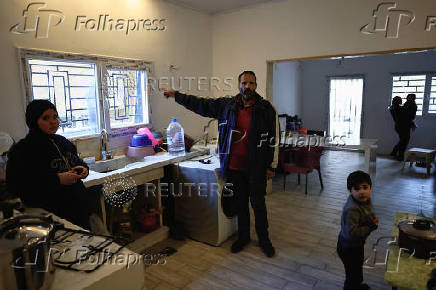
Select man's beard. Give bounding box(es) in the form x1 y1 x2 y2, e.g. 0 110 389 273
240 88 255 101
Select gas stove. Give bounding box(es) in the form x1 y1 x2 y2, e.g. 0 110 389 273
50 227 127 273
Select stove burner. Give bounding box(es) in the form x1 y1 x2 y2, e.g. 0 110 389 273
50 228 128 273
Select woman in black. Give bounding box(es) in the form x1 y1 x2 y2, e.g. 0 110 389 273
389 96 414 161
6 100 95 229
389 96 403 159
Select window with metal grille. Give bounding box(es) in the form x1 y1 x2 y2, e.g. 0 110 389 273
391 75 425 116
430 76 436 114
28 58 99 136
104 68 148 128
20 49 152 139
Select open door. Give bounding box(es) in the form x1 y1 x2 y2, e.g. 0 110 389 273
328 77 364 144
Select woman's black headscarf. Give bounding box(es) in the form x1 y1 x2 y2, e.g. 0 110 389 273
25 100 57 131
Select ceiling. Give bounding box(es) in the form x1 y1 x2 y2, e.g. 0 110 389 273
164 0 277 14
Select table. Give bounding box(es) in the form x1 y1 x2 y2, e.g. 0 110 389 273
384 212 434 290
173 155 237 246
402 148 436 176
280 132 378 173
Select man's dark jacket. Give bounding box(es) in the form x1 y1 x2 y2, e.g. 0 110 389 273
175 91 278 194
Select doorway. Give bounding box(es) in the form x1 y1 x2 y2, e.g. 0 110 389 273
328 77 364 143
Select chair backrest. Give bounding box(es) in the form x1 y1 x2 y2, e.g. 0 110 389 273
295 146 324 169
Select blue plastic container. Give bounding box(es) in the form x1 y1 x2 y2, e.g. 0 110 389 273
131 134 152 147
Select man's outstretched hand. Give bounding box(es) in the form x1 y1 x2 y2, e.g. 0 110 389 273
161 88 176 99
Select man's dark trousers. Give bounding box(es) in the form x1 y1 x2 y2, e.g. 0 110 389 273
227 169 269 242
337 242 364 289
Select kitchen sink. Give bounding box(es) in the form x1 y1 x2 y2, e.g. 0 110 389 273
88 156 145 173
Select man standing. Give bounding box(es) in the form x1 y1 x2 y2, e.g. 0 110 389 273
163 71 279 257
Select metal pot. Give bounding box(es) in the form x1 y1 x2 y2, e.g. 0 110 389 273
398 218 436 259
0 215 60 290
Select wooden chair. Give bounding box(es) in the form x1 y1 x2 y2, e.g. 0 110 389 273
281 146 324 195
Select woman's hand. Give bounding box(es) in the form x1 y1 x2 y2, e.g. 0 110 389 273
57 171 80 185
72 165 88 179
161 88 176 99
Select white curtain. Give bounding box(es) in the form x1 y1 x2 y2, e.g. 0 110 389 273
329 77 364 144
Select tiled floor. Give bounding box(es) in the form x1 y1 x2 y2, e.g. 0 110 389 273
142 150 435 289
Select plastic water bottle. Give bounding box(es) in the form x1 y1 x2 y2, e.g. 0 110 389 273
166 118 185 156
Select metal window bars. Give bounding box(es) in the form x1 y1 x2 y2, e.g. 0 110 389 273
28 59 98 135
391 75 426 116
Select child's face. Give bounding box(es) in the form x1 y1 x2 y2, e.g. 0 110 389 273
350 182 371 202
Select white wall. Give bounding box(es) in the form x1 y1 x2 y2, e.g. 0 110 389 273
2 0 436 146
0 0 212 141
212 0 436 98
299 51 436 154
272 61 301 116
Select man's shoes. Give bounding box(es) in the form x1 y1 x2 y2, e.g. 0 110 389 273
344 283 370 290
259 240 275 257
231 238 251 253
359 283 371 290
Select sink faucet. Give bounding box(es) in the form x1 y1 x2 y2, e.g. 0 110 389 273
100 129 112 160
203 119 216 147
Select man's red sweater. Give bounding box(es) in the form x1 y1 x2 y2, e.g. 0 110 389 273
228 97 255 171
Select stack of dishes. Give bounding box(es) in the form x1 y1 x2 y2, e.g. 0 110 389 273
127 134 155 158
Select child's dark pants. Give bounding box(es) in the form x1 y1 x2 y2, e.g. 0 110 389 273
337 242 364 290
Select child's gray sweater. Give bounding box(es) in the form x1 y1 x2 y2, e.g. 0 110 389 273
338 195 378 248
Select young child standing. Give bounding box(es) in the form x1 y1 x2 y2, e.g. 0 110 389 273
337 171 379 290
403 93 417 130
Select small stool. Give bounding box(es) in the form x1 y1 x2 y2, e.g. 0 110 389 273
402 148 436 176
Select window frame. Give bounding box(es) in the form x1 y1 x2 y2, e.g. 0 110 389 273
101 65 150 130
390 72 436 118
18 48 153 140
26 57 101 138
427 74 436 114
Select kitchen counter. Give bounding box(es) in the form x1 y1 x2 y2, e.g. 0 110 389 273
82 149 209 253
83 150 208 188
